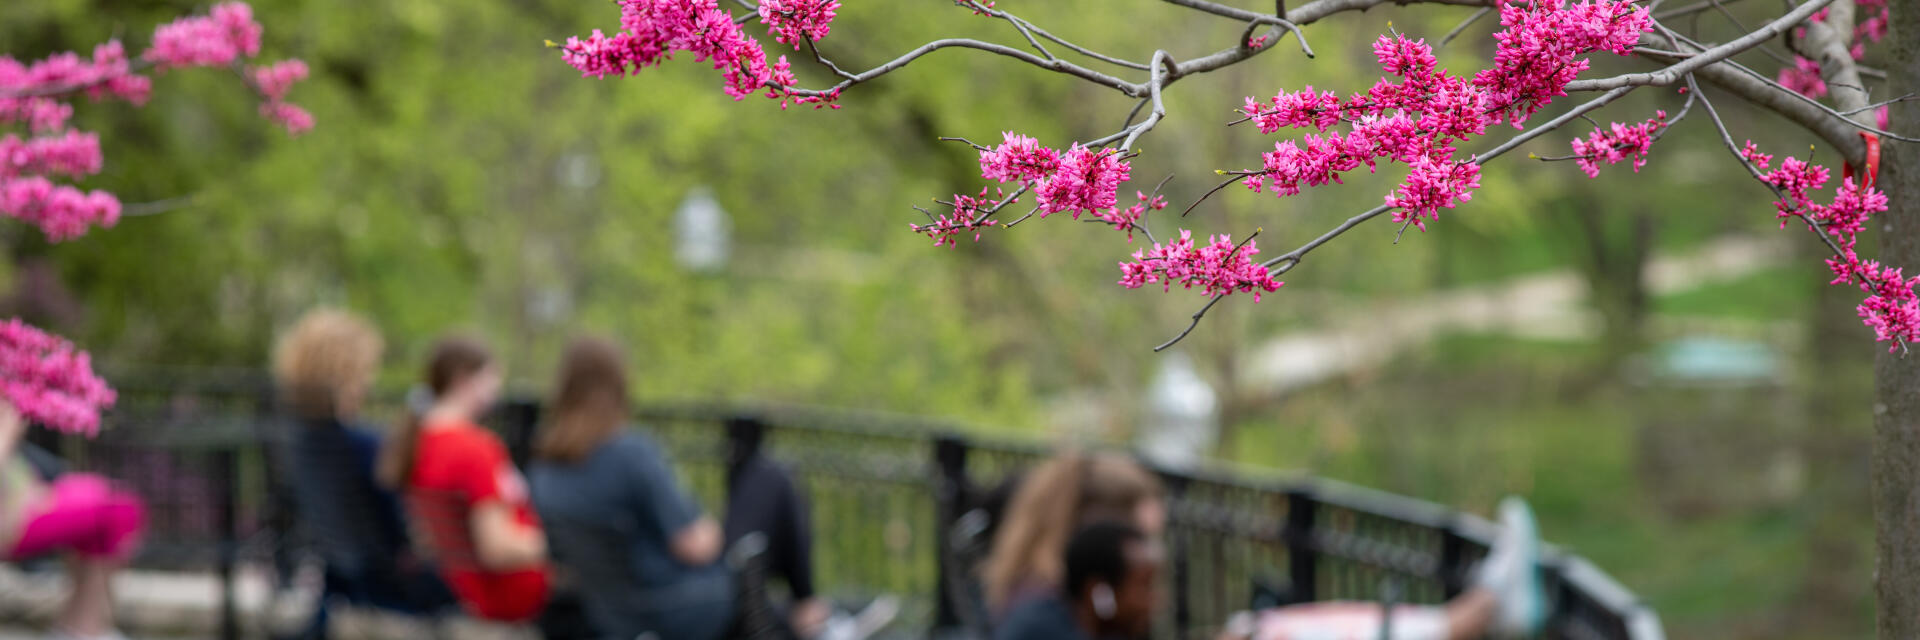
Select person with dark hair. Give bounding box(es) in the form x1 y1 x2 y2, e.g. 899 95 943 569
270 309 452 635
994 521 1161 640
530 337 733 640
722 416 828 638
387 336 550 623
983 451 1165 622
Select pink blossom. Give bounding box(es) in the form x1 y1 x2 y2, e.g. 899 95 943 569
563 0 819 106
910 188 1003 247
758 0 840 49
1033 146 1131 218
978 132 1061 183
1386 155 1480 231
249 60 308 101
145 2 264 69
1777 56 1826 98
1569 111 1666 178
1118 230 1285 300
260 101 314 136
0 318 114 437
0 131 103 180
0 177 121 241
1744 141 1911 349
1475 0 1651 126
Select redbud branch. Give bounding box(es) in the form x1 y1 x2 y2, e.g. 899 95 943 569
1123 97 1152 130
1160 0 1314 57
0 58 157 100
1121 52 1175 151
781 39 1144 99
802 39 859 81
960 1 1152 70
1154 294 1229 352
1631 43 1920 144
1183 175 1245 218
1565 0 1833 92
1653 0 1754 19
1690 75 1851 260
1438 7 1494 49
119 195 197 217
938 136 991 151
1841 93 1917 116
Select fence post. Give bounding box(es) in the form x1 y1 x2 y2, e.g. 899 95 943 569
1284 488 1318 603
215 446 240 640
1439 518 1467 599
1162 473 1192 636
931 434 969 630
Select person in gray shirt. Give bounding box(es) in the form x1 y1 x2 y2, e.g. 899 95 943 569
530 338 732 640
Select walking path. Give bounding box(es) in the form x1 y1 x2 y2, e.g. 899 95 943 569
1238 233 1789 396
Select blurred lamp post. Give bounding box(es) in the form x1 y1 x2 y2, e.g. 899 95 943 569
675 186 731 274
1138 351 1220 470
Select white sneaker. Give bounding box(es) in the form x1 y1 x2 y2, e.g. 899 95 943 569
1488 496 1546 638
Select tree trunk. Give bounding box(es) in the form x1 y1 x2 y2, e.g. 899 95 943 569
1873 0 1920 633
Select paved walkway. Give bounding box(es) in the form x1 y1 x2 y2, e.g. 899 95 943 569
1239 233 1789 395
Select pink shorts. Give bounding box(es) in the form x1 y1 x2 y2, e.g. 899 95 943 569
6 474 146 561
1252 602 1450 640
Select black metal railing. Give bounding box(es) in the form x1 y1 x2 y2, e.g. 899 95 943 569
22 374 1662 640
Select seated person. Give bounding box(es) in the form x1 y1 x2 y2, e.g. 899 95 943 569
0 401 146 640
530 337 733 640
380 336 550 623
994 520 1160 640
271 309 453 629
983 451 1166 621
723 416 829 639
1221 497 1547 640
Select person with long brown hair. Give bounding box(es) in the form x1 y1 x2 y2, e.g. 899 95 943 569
982 451 1167 622
382 336 549 623
987 448 1547 640
530 337 732 640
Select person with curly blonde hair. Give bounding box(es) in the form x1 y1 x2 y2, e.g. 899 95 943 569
271 309 452 636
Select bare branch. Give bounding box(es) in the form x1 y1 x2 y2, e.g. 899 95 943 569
1564 0 1834 91
1439 7 1494 49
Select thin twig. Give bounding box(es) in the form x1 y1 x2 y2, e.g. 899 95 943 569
1438 7 1493 49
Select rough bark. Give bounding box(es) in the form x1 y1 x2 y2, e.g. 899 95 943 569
1874 0 1920 633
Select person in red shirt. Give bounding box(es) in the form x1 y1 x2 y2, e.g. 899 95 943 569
376 336 550 622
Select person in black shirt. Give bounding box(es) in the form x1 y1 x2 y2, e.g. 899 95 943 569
995 521 1161 640
722 416 829 638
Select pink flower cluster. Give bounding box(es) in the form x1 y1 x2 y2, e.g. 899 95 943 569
250 60 313 135
759 0 841 49
0 41 152 133
910 189 1000 247
1118 230 1285 300
1035 146 1132 217
1740 141 1913 348
1568 110 1666 178
1476 0 1651 126
1237 0 1647 233
561 0 839 108
145 2 262 69
0 178 119 242
0 130 117 241
975 132 1133 220
978 132 1060 183
0 318 114 437
1780 0 1887 102
0 3 308 240
1 131 103 180
1777 57 1826 98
